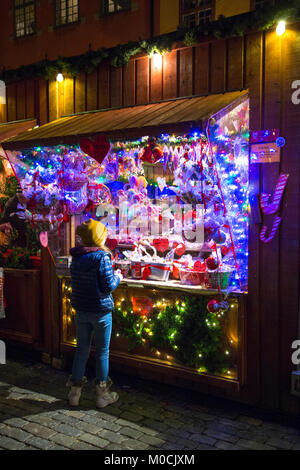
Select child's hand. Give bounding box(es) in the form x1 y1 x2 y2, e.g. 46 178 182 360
115 269 123 281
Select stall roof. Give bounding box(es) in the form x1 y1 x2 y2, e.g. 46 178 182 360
0 119 37 144
2 91 248 150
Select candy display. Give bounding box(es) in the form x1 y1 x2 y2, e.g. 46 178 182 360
6 98 249 293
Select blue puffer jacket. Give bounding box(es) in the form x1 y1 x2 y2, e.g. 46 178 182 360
70 247 120 314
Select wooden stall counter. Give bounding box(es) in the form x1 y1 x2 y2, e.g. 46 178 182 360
59 275 247 396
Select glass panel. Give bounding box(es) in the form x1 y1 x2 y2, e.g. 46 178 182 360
198 8 212 24
183 13 196 28
182 0 197 11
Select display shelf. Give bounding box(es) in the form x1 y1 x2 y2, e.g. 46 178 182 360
57 273 246 296
119 278 246 296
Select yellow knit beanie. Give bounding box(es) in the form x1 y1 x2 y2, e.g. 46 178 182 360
76 219 107 247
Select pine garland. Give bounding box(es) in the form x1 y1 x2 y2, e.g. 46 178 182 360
112 295 233 374
0 0 299 84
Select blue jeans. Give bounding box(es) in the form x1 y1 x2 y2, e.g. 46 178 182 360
71 311 112 383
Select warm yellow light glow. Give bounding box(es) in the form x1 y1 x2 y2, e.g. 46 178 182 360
152 52 162 68
56 73 64 82
276 20 286 36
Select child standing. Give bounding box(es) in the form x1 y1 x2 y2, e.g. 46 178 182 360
67 219 123 408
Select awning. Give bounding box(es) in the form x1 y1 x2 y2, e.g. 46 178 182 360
2 91 248 151
0 118 37 143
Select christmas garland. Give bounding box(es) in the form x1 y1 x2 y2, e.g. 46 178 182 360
0 0 299 84
112 295 233 374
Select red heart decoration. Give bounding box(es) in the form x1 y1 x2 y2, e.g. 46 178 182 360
173 242 185 256
80 138 94 157
153 238 169 253
80 135 110 165
193 260 206 272
106 238 118 251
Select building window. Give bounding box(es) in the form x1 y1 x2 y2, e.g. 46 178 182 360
14 0 36 38
181 0 213 28
101 0 131 15
55 0 79 27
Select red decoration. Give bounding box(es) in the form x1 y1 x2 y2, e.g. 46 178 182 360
132 297 153 316
207 299 219 313
153 238 169 253
206 257 218 271
193 260 206 272
106 238 117 251
80 135 110 164
173 242 185 256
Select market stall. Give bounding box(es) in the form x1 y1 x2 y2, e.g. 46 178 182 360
2 90 249 392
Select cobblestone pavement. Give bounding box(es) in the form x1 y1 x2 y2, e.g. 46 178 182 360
0 358 299 450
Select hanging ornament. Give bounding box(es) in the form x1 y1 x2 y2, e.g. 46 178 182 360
207 299 229 313
206 257 219 271
80 135 110 165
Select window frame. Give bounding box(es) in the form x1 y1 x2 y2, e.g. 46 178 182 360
180 0 215 28
54 0 80 28
251 0 275 10
13 0 37 39
100 0 131 17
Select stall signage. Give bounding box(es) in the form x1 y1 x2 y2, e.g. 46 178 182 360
250 142 280 163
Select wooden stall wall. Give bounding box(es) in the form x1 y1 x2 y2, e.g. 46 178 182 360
3 26 300 415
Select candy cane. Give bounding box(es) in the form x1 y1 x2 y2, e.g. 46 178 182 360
260 173 289 215
260 216 282 243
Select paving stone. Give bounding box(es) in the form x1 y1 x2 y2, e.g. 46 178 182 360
48 444 70 450
99 429 127 444
23 422 57 440
119 426 143 439
215 440 244 450
119 411 144 423
115 419 159 436
0 425 31 443
50 423 83 438
2 417 28 429
235 430 267 443
66 410 85 419
138 434 166 447
121 438 150 450
238 415 263 426
237 439 276 450
196 443 218 450
266 437 293 450
72 419 104 435
143 419 170 433
26 435 59 450
0 436 28 450
48 433 78 449
189 433 217 446
204 428 239 444
71 441 99 450
83 415 121 432
77 432 109 448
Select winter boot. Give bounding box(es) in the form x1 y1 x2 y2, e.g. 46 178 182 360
66 376 87 407
95 377 119 408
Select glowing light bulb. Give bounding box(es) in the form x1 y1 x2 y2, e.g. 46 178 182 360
276 20 286 36
56 73 64 82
